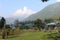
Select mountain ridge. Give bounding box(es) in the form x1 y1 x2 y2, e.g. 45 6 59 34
24 2 60 21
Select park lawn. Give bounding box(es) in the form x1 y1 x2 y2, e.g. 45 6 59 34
5 31 49 40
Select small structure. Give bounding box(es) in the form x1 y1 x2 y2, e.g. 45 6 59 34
46 23 56 30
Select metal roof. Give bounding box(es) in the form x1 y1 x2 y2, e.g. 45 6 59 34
46 23 56 25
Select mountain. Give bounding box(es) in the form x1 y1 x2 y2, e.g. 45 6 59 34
0 17 1 19
24 2 60 21
6 16 25 24
5 2 60 24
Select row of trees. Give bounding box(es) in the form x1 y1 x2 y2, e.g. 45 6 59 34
14 19 45 31
14 17 60 31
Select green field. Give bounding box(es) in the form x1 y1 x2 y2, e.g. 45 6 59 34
4 31 49 40
0 30 59 40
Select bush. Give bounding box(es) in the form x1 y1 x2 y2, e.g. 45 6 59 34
47 32 60 40
34 27 38 30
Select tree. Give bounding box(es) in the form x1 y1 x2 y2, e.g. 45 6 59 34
34 19 43 31
14 19 20 28
44 19 54 24
41 0 48 2
2 24 11 39
0 17 6 29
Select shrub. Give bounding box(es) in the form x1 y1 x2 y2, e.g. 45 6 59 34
34 27 38 30
47 32 60 40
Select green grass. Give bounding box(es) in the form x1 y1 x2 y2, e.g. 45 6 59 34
1 31 58 40
5 31 49 40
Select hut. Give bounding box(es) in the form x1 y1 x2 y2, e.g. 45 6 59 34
46 23 56 30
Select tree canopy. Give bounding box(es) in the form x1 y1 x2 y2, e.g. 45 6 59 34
34 19 43 30
41 0 48 2
0 17 6 29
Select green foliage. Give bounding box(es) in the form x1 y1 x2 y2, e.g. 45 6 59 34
14 19 20 28
34 27 38 30
47 32 60 40
0 17 6 29
24 26 29 29
34 19 43 30
41 0 48 2
44 18 54 23
45 26 49 30
5 25 11 29
20 26 24 30
20 26 30 30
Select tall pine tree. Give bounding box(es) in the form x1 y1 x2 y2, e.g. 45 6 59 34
0 17 6 29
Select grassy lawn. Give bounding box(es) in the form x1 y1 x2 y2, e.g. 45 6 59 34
4 31 49 40
0 31 57 40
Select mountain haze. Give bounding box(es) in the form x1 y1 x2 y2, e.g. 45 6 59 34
25 2 60 21
3 2 60 24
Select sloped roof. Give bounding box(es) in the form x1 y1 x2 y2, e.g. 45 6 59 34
46 23 56 25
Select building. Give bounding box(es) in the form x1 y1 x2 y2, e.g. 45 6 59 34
46 23 56 30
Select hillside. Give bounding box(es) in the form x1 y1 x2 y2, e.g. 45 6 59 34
25 2 60 21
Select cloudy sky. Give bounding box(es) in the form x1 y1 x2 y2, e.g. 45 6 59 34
0 0 60 18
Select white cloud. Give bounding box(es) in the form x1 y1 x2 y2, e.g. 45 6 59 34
13 6 36 18
4 6 36 18
57 0 60 2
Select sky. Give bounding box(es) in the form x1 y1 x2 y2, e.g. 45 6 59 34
0 0 60 18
